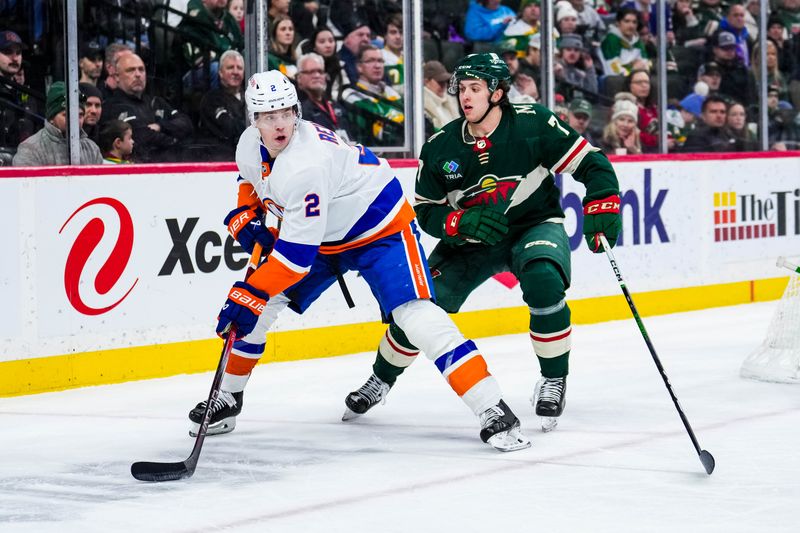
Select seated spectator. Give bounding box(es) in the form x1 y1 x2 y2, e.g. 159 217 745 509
341 45 404 146
520 32 542 86
751 39 790 103
767 84 800 149
623 69 663 151
100 43 133 101
296 53 351 141
665 101 696 149
726 101 757 151
767 15 796 76
13 81 102 166
79 83 103 143
229 0 245 33
289 0 322 40
268 0 290 25
422 60 459 131
717 3 753 67
102 53 194 162
268 15 298 79
464 0 516 43
620 0 671 41
569 0 606 46
601 94 642 155
178 0 244 90
499 40 539 103
0 30 39 155
680 61 722 117
555 1 580 39
567 97 596 145
682 95 741 152
79 41 104 86
695 0 724 36
99 119 135 163
600 8 650 76
306 28 345 100
776 0 800 37
505 0 542 53
554 33 597 100
381 13 405 96
710 31 755 106
337 18 372 85
198 49 246 160
672 0 706 48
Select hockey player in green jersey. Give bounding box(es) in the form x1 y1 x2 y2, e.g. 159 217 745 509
342 52 622 431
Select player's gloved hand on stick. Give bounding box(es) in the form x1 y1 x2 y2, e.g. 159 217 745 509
224 206 276 255
582 194 622 252
442 207 509 245
216 281 269 338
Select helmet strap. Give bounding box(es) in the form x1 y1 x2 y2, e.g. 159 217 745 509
467 89 501 125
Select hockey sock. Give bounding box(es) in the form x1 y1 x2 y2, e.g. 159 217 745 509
522 260 571 379
372 323 419 385
434 340 499 414
220 338 265 392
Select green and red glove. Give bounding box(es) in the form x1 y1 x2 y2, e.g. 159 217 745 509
582 194 622 252
442 207 509 246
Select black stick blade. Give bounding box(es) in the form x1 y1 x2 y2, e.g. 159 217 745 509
131 460 195 482
699 450 715 475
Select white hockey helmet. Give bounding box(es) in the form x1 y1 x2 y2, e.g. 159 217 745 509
245 70 301 126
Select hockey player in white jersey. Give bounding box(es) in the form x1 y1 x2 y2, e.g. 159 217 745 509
188 70 530 451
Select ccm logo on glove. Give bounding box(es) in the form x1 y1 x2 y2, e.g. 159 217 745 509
583 196 620 215
228 286 267 313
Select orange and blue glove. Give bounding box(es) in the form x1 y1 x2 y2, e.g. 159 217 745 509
224 206 275 255
216 281 269 338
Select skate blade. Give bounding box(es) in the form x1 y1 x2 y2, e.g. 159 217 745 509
486 427 532 452
189 416 236 437
540 416 558 432
341 407 363 421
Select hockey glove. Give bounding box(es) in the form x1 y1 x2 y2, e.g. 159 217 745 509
442 207 509 246
224 206 276 255
582 194 622 252
216 281 269 338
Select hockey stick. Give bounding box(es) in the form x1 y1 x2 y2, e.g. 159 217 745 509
131 243 263 482
777 256 800 274
598 234 716 475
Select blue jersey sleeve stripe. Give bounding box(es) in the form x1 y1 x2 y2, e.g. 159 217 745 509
273 239 319 269
434 340 478 373
340 177 405 243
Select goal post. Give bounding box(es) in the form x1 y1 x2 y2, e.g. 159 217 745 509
741 257 800 384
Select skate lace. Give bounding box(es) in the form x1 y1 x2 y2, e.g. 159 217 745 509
479 404 504 427
358 375 389 404
539 378 565 403
200 391 236 413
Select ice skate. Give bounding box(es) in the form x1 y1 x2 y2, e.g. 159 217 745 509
189 390 243 437
532 377 566 432
342 374 391 421
479 400 531 452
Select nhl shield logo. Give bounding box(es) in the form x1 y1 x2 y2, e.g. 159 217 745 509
476 139 487 150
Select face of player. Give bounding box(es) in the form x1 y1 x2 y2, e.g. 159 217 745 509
83 96 102 126
314 30 336 57
219 55 245 90
458 79 502 122
0 45 22 77
255 107 297 155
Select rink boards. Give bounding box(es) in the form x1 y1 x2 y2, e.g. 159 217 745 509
1 153 798 396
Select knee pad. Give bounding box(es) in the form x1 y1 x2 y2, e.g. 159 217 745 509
521 259 567 311
391 299 465 359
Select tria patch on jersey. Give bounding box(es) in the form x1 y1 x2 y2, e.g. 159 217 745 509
460 175 520 208
441 159 462 181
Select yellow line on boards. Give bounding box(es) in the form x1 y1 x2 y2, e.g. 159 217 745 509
0 277 788 397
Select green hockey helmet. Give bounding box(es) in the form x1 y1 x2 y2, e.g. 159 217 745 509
447 52 511 96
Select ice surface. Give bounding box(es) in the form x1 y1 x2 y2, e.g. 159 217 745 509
1 302 798 532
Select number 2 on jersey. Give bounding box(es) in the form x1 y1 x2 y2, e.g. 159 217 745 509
305 193 320 217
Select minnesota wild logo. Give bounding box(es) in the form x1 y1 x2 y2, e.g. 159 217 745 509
461 174 520 207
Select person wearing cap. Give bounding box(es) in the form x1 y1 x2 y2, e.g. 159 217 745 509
567 97 596 144
766 15 795 76
0 30 39 157
521 32 542 85
710 30 755 105
601 93 642 155
79 82 103 143
12 81 103 167
497 39 539 104
717 3 753 67
600 7 650 76
554 33 597 99
682 94 741 152
504 0 542 53
555 1 580 36
464 0 516 42
422 60 459 131
336 16 372 85
679 61 722 117
79 41 104 86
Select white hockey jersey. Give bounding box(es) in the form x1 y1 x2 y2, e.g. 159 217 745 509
235 120 415 297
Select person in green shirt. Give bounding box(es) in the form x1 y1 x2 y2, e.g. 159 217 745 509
342 52 622 432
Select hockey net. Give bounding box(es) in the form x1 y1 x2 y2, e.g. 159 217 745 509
741 258 800 384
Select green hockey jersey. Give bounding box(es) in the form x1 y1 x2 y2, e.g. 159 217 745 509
415 103 619 240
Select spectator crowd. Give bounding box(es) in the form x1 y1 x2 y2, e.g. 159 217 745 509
3 0 800 166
